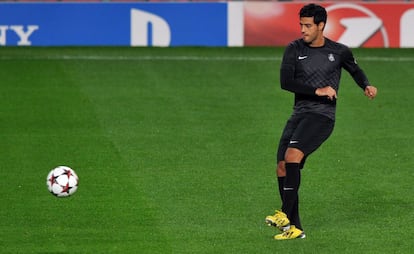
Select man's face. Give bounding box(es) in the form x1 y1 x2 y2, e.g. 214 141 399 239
299 17 324 44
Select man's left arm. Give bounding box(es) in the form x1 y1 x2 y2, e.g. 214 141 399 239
342 48 377 99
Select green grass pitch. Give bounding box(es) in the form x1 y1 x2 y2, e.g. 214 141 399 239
0 46 413 253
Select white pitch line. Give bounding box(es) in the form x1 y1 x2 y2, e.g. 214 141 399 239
0 55 280 61
357 56 414 62
0 55 414 62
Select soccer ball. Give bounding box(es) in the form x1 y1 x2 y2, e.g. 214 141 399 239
46 166 79 197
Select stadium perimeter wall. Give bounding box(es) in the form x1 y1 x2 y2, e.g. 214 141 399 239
0 1 413 48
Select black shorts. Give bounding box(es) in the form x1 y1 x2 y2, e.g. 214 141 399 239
277 113 335 169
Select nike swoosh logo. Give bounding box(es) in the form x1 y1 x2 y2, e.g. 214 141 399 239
298 56 308 60
289 140 299 144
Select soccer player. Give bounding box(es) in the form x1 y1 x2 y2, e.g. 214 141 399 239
265 3 378 240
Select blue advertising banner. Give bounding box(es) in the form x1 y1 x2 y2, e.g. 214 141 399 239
0 3 229 46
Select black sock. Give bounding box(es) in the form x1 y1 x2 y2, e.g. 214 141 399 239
290 195 303 230
277 176 285 203
282 163 300 221
289 169 302 229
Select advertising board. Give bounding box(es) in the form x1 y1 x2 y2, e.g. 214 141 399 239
0 2 412 48
0 2 235 47
244 2 414 48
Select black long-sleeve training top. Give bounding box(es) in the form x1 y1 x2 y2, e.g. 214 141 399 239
280 37 371 120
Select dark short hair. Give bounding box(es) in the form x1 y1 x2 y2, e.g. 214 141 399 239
299 3 327 26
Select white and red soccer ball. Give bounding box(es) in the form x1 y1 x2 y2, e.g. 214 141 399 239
46 166 79 197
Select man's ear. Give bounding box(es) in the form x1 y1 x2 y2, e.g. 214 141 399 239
319 22 326 31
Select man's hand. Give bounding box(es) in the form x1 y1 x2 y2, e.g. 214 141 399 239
364 85 377 99
315 86 337 100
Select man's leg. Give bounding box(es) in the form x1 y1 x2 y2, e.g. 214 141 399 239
271 148 306 240
282 148 304 230
271 114 334 239
266 155 303 231
265 161 290 230
266 115 304 232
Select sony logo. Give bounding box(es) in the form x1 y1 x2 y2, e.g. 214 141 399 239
0 25 39 46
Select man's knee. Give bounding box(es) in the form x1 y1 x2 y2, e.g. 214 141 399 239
277 161 285 177
285 148 304 163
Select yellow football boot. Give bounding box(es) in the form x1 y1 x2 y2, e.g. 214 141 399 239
274 225 306 240
265 210 290 231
